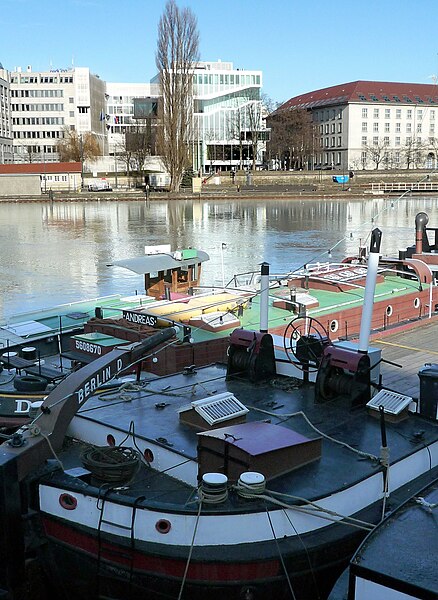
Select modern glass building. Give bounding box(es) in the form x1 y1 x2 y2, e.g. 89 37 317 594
192 61 265 173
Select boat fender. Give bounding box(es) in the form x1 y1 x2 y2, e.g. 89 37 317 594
13 375 47 392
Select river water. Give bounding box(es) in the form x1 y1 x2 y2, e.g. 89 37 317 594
0 195 437 320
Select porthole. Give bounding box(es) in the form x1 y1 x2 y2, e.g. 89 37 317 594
59 493 77 510
144 448 154 463
107 434 116 447
414 297 420 309
385 305 393 317
155 519 171 534
329 319 339 333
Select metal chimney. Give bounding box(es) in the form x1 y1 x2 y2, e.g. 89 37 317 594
259 262 270 333
358 228 382 353
415 212 429 254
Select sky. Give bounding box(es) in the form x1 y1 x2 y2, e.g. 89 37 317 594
2 0 438 104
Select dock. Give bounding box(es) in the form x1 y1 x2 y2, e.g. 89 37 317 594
374 317 438 398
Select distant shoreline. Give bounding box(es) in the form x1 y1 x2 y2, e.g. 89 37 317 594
0 189 387 203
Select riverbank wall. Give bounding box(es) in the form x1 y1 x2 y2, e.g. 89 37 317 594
0 169 436 202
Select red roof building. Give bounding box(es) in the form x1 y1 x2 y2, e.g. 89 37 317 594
0 162 82 195
273 81 438 171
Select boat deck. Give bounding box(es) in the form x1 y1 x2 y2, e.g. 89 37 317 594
0 294 156 348
52 320 438 513
374 318 438 398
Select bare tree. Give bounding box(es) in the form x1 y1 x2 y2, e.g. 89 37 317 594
226 105 245 169
58 129 100 162
267 108 317 170
156 0 200 192
246 90 264 171
402 138 426 169
364 138 388 170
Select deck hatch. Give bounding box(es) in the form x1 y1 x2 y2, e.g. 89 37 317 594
192 393 249 425
2 321 53 337
367 389 412 415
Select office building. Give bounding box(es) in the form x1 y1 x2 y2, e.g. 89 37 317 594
9 66 106 163
279 81 438 170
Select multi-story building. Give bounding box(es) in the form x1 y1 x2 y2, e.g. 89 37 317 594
192 61 265 173
279 81 438 170
106 82 155 156
9 65 106 163
0 63 12 163
2 60 266 174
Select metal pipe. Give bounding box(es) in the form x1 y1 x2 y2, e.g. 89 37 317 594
358 228 382 352
415 212 429 254
259 262 270 333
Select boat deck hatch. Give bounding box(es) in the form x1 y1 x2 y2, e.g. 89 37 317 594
2 321 53 337
197 421 322 481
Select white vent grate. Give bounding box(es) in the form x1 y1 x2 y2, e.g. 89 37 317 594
367 389 412 415
192 393 248 425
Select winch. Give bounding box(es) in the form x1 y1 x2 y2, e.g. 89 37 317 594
315 345 371 407
227 329 276 382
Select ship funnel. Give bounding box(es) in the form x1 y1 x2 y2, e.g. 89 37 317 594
358 228 382 353
415 212 429 254
259 262 270 333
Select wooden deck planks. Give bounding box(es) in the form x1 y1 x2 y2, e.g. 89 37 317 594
374 318 438 399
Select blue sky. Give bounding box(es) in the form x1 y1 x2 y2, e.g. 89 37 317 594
2 0 438 103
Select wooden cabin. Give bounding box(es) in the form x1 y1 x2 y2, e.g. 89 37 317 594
111 248 210 299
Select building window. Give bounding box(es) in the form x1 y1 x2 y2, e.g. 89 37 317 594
396 109 401 119
385 109 390 119
395 122 401 133
337 136 342 146
362 122 367 132
373 136 379 145
395 151 400 164
430 123 435 134
336 152 341 164
331 123 335 133
395 136 401 146
384 122 390 133
373 122 379 132
373 108 379 118
337 123 342 133
417 124 422 133
361 136 367 146
384 136 390 145
406 123 412 133
418 109 423 120
407 109 412 119
331 137 335 147
431 110 435 121
362 108 368 118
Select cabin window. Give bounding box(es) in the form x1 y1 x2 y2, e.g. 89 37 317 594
414 298 420 309
385 305 393 317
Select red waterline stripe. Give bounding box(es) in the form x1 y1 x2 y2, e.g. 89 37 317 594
42 517 280 582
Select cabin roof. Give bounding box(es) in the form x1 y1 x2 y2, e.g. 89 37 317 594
351 478 438 596
110 250 210 275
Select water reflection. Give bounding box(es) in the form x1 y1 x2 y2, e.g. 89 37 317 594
0 196 436 319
